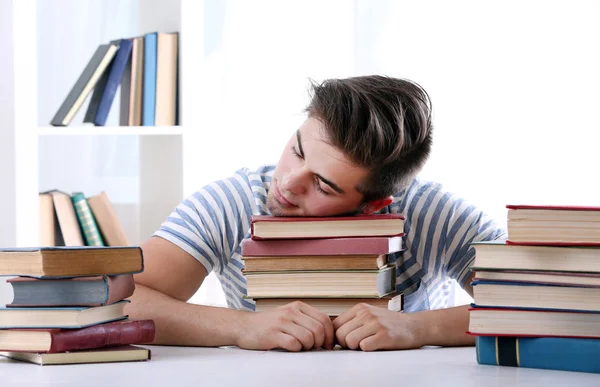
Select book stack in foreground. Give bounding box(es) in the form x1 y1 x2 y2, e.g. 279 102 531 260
469 204 600 374
0 246 154 365
241 214 405 318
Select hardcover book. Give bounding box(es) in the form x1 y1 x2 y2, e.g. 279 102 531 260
241 236 403 256
0 345 151 365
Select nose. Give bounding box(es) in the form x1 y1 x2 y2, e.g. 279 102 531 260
280 167 309 195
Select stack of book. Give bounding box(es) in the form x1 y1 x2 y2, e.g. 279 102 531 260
0 246 154 365
469 204 600 374
241 214 405 317
50 32 179 127
40 190 129 247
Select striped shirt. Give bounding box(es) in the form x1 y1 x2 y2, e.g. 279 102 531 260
155 165 506 312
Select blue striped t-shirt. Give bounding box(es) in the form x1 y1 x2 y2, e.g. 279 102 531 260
154 165 506 312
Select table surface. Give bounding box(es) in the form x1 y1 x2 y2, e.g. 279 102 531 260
1 345 598 386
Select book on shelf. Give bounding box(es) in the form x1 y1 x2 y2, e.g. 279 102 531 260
120 36 144 126
250 214 405 240
0 319 154 353
0 345 151 366
87 191 130 246
471 241 600 273
506 204 600 244
6 274 135 307
50 43 119 127
0 246 143 278
254 294 404 317
42 190 85 246
245 266 396 298
155 32 179 126
468 307 600 338
471 280 600 312
0 300 128 329
71 192 104 246
39 193 63 247
142 32 157 126
475 335 600 374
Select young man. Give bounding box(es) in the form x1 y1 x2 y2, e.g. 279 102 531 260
128 76 505 352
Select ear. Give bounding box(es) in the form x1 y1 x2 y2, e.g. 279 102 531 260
360 196 393 214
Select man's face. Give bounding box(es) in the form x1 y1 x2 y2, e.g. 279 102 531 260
267 118 368 217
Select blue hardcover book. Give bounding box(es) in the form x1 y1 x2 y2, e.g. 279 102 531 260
142 32 157 126
476 336 600 374
93 39 133 126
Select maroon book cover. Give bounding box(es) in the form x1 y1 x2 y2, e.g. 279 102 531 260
241 236 403 256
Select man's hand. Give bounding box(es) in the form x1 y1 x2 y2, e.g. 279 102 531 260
235 301 335 352
333 304 422 351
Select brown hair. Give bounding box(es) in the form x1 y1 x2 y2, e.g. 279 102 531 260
305 75 433 202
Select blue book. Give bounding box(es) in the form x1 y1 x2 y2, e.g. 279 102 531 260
142 32 157 126
476 336 600 374
93 39 133 126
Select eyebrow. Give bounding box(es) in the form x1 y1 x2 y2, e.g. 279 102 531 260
296 130 345 194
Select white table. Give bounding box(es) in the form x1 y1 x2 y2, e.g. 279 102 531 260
1 345 598 386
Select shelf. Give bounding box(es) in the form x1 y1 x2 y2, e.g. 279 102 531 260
38 126 184 136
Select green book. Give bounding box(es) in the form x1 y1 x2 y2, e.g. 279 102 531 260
71 192 105 246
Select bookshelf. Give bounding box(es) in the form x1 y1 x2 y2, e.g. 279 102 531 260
11 0 205 247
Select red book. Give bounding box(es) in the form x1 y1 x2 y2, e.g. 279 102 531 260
0 319 155 353
241 236 403 256
506 204 600 245
250 214 405 240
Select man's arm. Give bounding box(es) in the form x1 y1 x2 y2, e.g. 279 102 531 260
127 236 334 350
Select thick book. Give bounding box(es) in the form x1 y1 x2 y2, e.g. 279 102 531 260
473 270 600 287
250 214 405 240
45 190 84 246
83 39 119 125
142 32 157 126
243 254 388 273
254 293 403 317
6 274 135 307
71 192 104 246
0 319 154 353
0 345 151 365
50 43 118 126
87 191 130 246
0 246 143 278
471 241 600 273
155 32 178 126
93 39 134 126
506 204 600 244
245 265 396 298
472 280 600 312
39 193 62 247
241 236 403 256
0 300 128 329
476 336 600 374
120 36 144 126
468 307 600 338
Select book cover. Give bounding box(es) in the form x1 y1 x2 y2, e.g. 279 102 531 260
142 32 157 126
241 236 403 257
50 43 118 126
6 274 135 307
120 36 144 126
250 214 405 240
0 246 143 278
83 40 119 125
0 345 151 365
71 192 104 246
476 335 600 374
93 39 133 126
87 191 130 246
45 190 84 246
243 254 388 273
0 319 154 353
155 32 178 126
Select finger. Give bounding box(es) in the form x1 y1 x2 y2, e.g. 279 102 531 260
280 321 315 351
297 304 335 349
344 324 377 350
332 304 360 330
357 332 385 352
335 316 365 348
275 332 303 352
291 311 326 349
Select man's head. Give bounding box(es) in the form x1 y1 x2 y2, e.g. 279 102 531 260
267 75 433 217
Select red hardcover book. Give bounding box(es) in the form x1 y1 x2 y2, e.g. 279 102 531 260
241 236 403 257
506 204 600 245
7 275 135 307
0 319 155 353
250 214 405 240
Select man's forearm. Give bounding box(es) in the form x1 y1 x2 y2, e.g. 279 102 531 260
125 284 246 347
413 304 474 347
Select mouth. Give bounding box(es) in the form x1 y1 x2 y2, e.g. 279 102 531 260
273 182 297 208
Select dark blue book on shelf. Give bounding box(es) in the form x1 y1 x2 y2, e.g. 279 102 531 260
142 32 158 126
476 336 600 374
93 39 133 126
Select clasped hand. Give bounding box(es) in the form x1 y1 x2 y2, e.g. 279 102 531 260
236 301 420 352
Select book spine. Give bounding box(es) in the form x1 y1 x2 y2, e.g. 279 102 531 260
95 39 133 126
49 320 155 353
71 193 105 246
142 32 157 126
476 336 600 373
